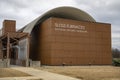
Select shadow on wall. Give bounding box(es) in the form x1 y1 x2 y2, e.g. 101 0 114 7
30 25 41 61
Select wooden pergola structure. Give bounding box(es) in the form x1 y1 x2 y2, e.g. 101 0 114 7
0 32 30 65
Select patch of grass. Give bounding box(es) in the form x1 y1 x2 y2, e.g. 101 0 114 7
36 66 120 80
0 68 31 77
28 79 43 80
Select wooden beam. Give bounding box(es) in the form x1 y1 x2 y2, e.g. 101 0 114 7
7 33 10 59
11 40 18 45
0 35 7 40
10 37 19 41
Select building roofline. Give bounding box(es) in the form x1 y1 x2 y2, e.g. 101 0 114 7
21 6 96 34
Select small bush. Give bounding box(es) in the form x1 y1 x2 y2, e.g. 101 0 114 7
113 58 120 66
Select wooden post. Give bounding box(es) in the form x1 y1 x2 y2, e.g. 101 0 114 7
7 33 10 59
26 35 30 67
0 41 3 59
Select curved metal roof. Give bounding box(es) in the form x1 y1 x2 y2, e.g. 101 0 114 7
22 7 96 33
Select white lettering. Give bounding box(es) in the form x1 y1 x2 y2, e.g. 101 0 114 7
54 23 87 33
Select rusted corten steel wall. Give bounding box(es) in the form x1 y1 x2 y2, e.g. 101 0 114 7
2 20 16 34
30 17 112 65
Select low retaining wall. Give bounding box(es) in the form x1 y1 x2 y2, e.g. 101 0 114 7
29 60 41 67
0 59 10 68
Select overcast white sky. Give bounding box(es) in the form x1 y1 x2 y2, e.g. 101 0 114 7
0 0 120 49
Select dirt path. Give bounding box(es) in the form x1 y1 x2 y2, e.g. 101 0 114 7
0 67 80 80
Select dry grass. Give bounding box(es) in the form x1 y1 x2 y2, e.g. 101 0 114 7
28 79 43 80
0 68 31 77
37 66 120 80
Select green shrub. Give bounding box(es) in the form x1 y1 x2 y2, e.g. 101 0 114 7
113 58 120 66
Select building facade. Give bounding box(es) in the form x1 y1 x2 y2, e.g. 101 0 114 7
30 17 112 65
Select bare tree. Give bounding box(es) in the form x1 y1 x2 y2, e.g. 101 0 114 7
112 48 120 58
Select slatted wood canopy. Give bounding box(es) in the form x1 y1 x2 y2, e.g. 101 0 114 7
0 32 30 59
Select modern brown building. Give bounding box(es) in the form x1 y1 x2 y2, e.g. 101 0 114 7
0 7 112 66
24 7 112 65
29 17 112 65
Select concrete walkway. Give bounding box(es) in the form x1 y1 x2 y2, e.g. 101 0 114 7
0 67 80 80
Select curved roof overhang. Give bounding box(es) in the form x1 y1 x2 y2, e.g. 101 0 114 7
22 7 96 34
